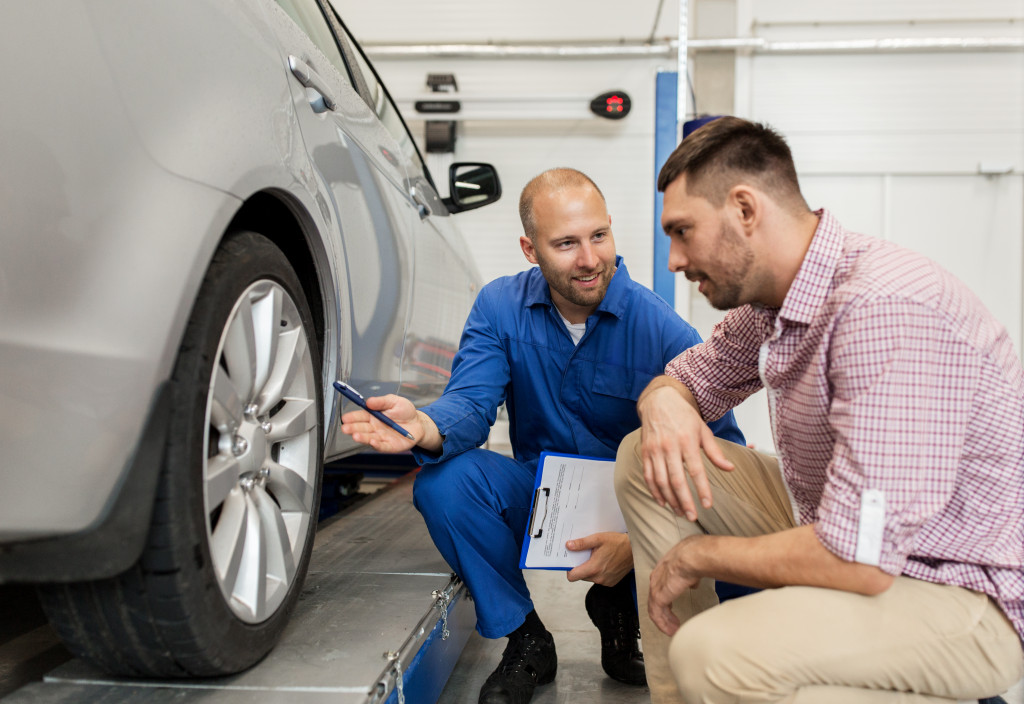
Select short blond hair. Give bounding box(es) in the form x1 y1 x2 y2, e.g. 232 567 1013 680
519 168 605 240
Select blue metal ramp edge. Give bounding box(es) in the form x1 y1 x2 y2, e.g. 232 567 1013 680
373 579 475 704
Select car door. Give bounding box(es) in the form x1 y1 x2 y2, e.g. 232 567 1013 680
401 169 482 405
263 0 417 401
330 21 483 405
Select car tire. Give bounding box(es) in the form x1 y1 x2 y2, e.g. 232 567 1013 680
38 231 324 677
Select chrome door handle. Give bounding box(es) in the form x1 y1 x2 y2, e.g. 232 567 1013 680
288 55 337 112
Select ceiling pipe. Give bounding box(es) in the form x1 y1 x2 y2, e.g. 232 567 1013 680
364 36 1023 60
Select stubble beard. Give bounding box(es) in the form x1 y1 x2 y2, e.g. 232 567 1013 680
538 259 613 309
702 222 755 311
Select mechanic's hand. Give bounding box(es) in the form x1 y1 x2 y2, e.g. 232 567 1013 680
648 536 702 636
637 382 734 521
565 532 634 586
340 394 422 452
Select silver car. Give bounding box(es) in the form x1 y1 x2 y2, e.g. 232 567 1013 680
0 0 500 677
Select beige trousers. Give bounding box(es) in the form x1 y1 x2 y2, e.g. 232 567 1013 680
615 429 1023 704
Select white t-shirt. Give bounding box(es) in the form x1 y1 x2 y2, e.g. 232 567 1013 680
557 310 586 346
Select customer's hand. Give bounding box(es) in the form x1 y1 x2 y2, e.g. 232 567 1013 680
565 532 633 586
648 536 702 636
637 377 734 521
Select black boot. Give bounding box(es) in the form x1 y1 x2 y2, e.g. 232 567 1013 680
585 580 646 686
978 697 1008 704
478 614 557 704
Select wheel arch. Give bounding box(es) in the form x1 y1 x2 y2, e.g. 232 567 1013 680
224 189 351 422
227 192 324 359
0 189 350 585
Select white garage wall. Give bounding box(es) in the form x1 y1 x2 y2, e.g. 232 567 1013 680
333 0 1024 454
734 0 1024 349
725 0 1023 449
355 56 672 290
332 0 679 288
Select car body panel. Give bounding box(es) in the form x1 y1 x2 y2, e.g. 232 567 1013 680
0 0 486 552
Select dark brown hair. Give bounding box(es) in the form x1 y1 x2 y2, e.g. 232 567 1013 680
657 117 807 210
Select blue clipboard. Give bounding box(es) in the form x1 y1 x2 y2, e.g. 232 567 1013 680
518 451 623 571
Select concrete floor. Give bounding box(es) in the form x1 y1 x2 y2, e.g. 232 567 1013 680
438 570 648 703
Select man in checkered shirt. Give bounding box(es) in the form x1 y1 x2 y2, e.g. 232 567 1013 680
615 116 1024 703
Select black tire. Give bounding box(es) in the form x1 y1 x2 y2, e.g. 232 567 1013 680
38 232 324 677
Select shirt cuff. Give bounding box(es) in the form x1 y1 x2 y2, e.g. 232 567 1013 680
814 489 909 576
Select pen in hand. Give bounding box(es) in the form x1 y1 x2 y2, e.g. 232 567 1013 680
333 381 416 441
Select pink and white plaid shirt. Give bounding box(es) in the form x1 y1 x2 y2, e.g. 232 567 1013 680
666 210 1024 640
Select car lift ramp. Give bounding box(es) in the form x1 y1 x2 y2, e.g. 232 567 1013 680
3 473 475 704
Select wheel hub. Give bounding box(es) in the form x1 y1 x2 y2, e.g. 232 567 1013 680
202 278 319 625
231 416 270 478
238 467 269 492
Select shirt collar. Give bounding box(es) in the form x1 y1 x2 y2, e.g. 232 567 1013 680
777 209 845 326
524 255 631 321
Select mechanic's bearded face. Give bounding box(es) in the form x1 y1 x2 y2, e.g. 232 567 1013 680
522 185 616 323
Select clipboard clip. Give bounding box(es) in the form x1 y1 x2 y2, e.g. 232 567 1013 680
528 487 550 538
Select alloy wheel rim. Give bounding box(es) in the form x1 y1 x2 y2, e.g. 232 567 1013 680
203 280 318 623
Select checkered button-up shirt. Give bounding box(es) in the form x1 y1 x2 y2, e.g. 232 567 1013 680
666 210 1024 640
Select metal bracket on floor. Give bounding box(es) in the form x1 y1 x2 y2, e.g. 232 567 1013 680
384 650 405 704
431 584 453 640
368 575 464 703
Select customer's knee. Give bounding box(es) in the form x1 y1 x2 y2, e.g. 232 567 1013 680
614 428 644 500
669 609 745 701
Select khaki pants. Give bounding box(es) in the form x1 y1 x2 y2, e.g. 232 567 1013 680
615 429 1023 703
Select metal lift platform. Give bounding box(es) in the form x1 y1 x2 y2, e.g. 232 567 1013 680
2 472 475 704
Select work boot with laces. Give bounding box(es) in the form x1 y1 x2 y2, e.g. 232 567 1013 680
585 580 646 686
478 624 557 704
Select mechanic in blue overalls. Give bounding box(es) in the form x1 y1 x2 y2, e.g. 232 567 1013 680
340 167 743 704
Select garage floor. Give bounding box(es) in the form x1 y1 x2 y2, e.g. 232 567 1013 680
438 569 648 703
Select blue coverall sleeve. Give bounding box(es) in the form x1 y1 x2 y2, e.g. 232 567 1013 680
411 286 511 465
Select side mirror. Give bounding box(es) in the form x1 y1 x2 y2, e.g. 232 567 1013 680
444 162 501 213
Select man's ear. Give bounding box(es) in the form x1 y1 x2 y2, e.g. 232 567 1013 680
520 235 538 264
729 185 760 234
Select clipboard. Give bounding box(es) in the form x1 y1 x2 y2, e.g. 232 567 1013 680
518 451 626 570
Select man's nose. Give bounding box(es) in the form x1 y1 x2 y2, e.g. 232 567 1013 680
667 238 688 272
577 242 599 270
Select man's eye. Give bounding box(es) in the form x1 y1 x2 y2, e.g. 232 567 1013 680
593 232 606 241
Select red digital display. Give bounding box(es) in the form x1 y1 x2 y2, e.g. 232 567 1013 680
590 90 631 120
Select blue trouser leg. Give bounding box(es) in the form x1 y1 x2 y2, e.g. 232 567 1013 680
412 449 537 639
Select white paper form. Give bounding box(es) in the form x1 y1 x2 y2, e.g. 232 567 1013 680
519 452 627 570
